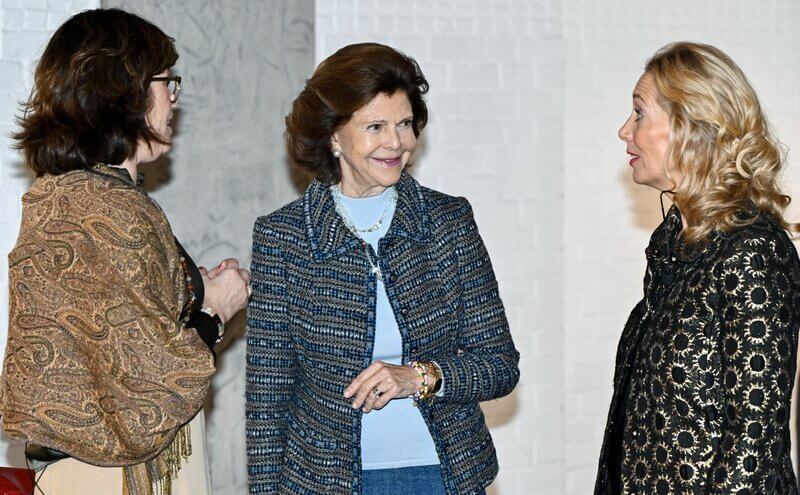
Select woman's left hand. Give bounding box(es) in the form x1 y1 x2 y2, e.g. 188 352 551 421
344 361 422 413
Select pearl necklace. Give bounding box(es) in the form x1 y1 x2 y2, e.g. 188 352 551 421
329 185 397 233
330 185 398 281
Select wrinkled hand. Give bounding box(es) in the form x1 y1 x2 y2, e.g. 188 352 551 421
343 361 423 413
201 261 250 323
200 258 240 279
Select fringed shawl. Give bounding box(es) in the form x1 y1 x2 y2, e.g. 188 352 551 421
0 165 216 494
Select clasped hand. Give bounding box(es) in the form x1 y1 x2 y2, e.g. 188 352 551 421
199 258 250 323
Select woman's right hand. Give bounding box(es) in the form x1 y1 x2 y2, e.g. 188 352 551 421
200 258 239 279
201 264 250 323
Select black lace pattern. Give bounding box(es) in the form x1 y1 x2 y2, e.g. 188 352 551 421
596 206 800 494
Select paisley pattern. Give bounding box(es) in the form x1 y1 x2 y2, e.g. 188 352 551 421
0 166 215 471
595 206 800 494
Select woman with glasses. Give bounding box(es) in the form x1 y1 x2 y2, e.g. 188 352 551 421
0 9 250 495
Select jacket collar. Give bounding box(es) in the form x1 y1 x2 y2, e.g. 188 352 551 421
646 204 698 263
91 163 145 187
647 204 760 264
304 170 431 260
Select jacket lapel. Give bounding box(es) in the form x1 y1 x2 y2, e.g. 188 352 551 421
303 180 358 260
385 171 430 243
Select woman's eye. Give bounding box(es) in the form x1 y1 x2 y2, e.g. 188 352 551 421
634 109 643 121
398 119 413 129
367 123 383 131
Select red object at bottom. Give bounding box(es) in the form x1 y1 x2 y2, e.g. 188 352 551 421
0 467 34 495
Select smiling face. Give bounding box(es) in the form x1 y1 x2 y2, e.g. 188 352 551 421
331 91 417 197
139 69 177 163
619 72 675 191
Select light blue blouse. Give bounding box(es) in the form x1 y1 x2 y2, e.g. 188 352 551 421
337 187 440 470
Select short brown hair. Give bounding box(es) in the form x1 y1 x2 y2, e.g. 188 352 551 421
14 8 178 176
285 43 429 184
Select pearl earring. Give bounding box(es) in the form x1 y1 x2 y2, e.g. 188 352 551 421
332 149 341 158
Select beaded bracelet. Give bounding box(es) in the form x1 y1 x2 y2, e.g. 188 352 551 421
408 361 435 404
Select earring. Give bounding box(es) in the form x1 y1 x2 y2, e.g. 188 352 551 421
332 149 341 158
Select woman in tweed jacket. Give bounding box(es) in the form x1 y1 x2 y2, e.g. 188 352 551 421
595 42 800 494
246 43 519 495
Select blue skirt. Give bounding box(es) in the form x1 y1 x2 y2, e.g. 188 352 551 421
362 465 487 495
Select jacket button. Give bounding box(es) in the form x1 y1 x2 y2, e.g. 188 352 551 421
401 308 409 316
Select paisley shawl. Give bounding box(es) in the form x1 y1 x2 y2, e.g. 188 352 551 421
0 165 216 495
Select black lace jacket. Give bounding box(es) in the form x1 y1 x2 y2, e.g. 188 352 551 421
595 206 800 494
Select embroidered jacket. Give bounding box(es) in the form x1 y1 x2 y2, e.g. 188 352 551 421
246 172 520 494
595 206 800 494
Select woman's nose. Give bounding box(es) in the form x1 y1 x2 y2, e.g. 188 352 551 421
385 128 401 150
618 116 634 142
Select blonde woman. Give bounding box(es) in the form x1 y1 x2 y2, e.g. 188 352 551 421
595 42 800 494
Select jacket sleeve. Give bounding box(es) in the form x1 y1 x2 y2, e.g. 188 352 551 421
707 232 799 492
1 189 215 466
434 198 520 404
246 217 296 494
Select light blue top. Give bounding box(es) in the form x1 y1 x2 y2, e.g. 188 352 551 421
337 187 440 470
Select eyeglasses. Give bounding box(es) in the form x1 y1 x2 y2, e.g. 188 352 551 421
150 75 182 101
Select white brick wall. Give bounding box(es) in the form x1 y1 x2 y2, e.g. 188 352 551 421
0 0 99 465
316 2 565 494
318 1 800 494
563 2 800 494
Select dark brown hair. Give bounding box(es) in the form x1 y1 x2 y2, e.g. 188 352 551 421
285 43 429 183
14 8 178 176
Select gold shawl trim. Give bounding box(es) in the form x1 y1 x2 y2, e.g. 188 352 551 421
124 423 192 495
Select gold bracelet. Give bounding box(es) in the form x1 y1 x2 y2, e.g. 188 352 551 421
409 361 439 402
428 361 443 394
408 361 430 402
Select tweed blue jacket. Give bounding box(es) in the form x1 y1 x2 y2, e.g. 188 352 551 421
246 172 520 495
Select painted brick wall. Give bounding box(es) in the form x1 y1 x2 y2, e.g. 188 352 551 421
563 2 800 494
0 0 99 465
316 2 565 494
319 1 800 494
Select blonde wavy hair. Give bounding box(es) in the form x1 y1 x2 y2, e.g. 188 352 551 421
646 41 798 243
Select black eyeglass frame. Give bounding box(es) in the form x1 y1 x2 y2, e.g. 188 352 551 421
150 75 182 100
